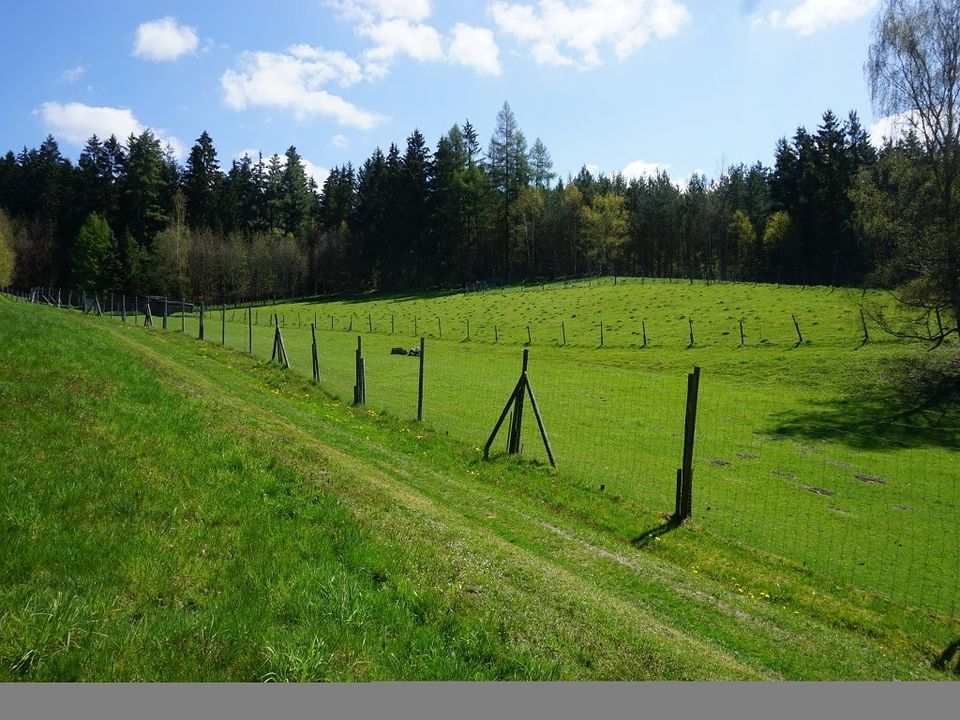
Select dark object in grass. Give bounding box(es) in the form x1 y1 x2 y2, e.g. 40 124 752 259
855 473 886 485
806 486 836 497
711 458 731 467
391 347 408 355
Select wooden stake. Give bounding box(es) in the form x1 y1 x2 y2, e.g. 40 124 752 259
311 323 319 382
792 314 803 345
679 366 701 521
739 319 745 347
417 336 425 421
561 321 566 346
860 308 869 344
642 321 647 347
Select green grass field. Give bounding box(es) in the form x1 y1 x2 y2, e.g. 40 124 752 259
182 278 959 617
2 282 959 680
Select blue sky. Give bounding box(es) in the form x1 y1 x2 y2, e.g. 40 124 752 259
1 0 890 189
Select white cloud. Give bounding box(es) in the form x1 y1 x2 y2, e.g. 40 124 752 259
133 17 199 61
868 110 919 147
302 159 331 188
448 23 502 75
327 0 432 23
59 65 89 84
38 101 184 158
221 45 383 129
491 0 691 68
755 0 877 36
360 18 444 77
331 134 350 149
622 159 670 181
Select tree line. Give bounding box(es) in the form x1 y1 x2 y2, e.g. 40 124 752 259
0 100 933 302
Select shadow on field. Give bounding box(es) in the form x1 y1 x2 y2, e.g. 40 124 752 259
768 352 960 451
631 518 681 548
934 639 960 675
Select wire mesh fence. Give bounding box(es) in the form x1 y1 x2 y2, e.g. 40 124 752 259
7 284 959 619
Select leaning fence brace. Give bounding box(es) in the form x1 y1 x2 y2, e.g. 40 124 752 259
483 348 556 467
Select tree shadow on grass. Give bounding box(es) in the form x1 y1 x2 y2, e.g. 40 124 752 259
767 352 960 451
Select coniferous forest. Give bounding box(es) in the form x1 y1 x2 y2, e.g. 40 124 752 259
0 101 939 302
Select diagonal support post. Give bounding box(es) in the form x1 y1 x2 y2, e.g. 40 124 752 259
483 349 556 468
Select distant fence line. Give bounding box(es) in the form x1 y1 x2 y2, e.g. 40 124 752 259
4 284 958 619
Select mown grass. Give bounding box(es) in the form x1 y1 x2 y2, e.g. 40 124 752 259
177 278 960 616
2 294 959 680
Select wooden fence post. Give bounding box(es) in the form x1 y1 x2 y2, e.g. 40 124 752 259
311 323 319 382
353 336 365 405
417 336 425 421
199 302 205 340
792 314 803 345
677 366 701 522
248 307 253 354
507 350 529 454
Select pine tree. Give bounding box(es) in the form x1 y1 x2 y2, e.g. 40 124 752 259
486 102 530 281
182 131 222 231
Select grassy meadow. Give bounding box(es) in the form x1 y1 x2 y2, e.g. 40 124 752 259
1 280 959 680
191 278 959 616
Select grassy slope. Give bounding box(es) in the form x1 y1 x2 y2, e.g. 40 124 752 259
201 279 959 615
0 297 957 680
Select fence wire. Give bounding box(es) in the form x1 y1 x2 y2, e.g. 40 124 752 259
9 286 959 618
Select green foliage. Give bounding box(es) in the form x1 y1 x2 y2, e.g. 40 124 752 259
762 210 797 267
0 209 14 285
71 212 113 290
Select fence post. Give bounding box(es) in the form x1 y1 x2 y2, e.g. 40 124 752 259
354 336 365 405
792 314 803 345
222 303 226 345
122 295 127 324
507 349 529 454
860 308 869 344
599 321 604 346
739 319 745 348
199 302 205 341
417 336 425 422
248 306 253 353
678 366 701 522
561 321 566 346
310 323 320 383
163 297 169 330
642 321 647 347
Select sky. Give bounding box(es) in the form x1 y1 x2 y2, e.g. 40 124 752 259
0 0 894 190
